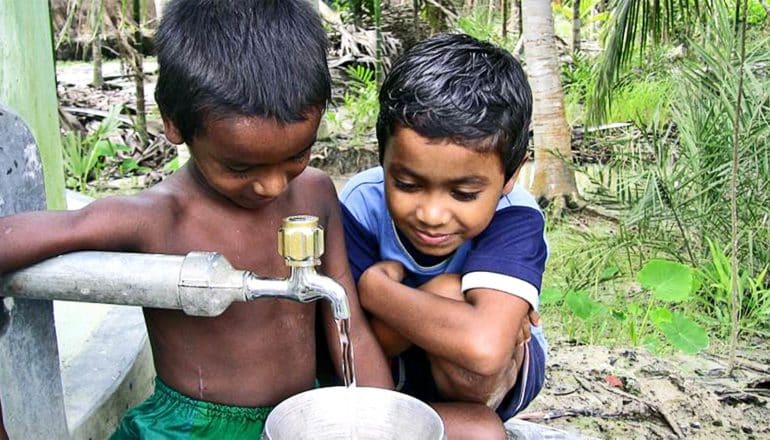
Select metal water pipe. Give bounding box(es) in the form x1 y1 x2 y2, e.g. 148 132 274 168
0 215 350 320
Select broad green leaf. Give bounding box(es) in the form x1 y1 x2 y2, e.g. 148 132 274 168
611 309 627 321
565 290 605 321
627 302 643 317
638 259 694 302
659 313 709 354
120 159 139 174
650 307 673 327
539 287 563 306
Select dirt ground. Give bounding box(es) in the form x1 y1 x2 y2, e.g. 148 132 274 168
55 61 770 440
514 336 770 440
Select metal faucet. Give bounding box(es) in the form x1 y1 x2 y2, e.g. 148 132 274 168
0 215 351 320
245 215 350 319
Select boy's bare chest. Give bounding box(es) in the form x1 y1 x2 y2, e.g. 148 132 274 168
164 202 313 275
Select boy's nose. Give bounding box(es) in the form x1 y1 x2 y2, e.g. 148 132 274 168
252 170 288 198
415 197 450 227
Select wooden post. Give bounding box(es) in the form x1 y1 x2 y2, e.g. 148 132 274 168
0 0 66 210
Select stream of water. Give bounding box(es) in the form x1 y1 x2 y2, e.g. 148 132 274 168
336 317 357 388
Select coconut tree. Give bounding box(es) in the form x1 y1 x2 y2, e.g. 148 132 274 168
589 0 734 122
522 0 581 215
90 0 104 87
589 0 765 373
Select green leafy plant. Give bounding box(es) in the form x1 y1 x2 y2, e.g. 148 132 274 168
543 258 709 353
326 64 379 145
697 238 770 339
636 259 709 354
62 106 130 192
455 5 515 51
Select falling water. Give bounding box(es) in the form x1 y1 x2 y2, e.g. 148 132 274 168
336 317 357 387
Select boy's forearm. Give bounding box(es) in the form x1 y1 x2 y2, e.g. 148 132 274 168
359 268 528 376
0 211 81 274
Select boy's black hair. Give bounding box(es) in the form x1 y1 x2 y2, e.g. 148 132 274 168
377 33 532 181
155 0 331 144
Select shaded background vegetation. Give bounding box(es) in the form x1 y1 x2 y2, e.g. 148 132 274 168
51 0 769 363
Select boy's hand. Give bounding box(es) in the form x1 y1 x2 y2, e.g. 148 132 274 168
529 308 540 326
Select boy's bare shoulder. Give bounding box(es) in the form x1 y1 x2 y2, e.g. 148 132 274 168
292 167 337 197
75 175 186 251
285 167 339 217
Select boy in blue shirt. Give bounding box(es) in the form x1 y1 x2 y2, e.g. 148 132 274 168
340 33 547 438
0 0 391 437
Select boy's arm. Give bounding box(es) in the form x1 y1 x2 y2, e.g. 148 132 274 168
0 195 162 275
317 177 393 389
360 261 411 357
358 207 546 377
359 267 529 376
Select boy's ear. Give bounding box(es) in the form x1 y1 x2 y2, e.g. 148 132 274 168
503 152 530 194
161 115 184 145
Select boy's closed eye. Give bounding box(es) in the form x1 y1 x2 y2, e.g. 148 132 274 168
393 179 481 202
224 145 311 176
393 178 420 192
289 146 312 163
450 189 480 202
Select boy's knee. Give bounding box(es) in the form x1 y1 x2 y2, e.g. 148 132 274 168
431 344 526 407
432 402 506 440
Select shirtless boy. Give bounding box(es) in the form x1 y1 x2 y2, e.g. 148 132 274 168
0 0 391 436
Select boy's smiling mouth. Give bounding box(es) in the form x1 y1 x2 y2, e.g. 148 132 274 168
413 229 454 246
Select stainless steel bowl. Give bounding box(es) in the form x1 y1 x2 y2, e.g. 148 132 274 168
263 386 446 439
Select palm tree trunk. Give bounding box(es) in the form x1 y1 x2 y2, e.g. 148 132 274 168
510 0 521 37
133 0 148 146
502 0 509 37
522 0 580 214
572 0 581 51
154 0 165 18
91 0 104 87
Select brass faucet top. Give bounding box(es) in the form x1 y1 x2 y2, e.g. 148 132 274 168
278 215 324 266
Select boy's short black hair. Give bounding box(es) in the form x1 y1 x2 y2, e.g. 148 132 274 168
377 33 532 181
155 0 331 143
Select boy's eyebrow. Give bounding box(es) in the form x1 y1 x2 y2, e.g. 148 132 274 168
222 138 316 165
448 175 491 186
390 163 491 185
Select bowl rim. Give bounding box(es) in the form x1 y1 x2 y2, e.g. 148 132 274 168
264 386 445 438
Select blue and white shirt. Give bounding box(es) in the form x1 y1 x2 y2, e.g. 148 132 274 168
339 166 548 419
340 166 547 310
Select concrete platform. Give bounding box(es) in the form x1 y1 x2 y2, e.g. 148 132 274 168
55 191 154 439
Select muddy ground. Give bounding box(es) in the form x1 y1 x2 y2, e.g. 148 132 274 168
518 338 769 439
55 61 770 440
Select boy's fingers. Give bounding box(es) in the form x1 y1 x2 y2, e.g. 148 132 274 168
521 321 532 343
528 309 540 326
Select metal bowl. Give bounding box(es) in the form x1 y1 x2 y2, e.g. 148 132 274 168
262 386 446 439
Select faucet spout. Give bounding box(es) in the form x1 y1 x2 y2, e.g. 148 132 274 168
292 267 350 320
244 267 350 319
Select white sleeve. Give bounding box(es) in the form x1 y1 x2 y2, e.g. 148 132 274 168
461 271 539 311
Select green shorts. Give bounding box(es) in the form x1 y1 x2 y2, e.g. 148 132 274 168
110 378 273 439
